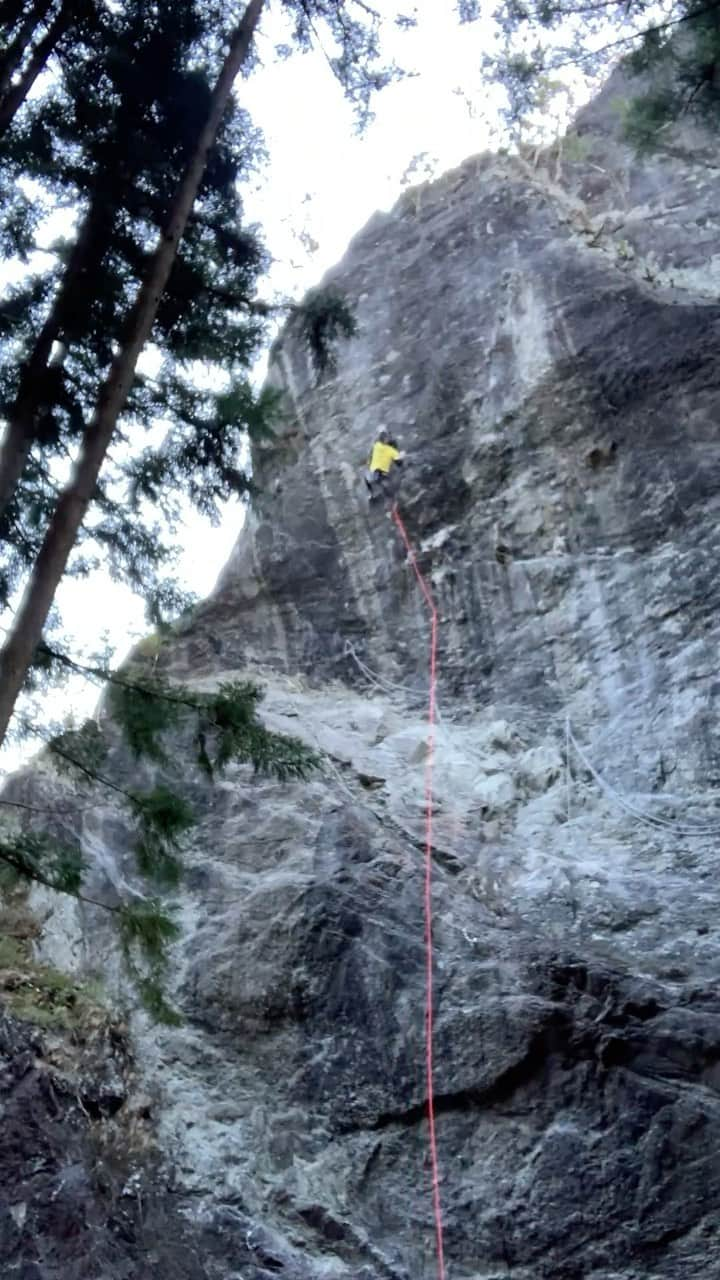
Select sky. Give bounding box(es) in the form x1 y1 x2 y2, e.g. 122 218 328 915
0 0 578 776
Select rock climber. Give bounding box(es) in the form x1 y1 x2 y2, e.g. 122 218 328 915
365 429 405 502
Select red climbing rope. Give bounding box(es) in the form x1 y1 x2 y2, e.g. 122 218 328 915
391 504 447 1280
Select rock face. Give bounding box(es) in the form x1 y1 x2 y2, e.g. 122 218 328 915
7 79 720 1279
0 1009 224 1280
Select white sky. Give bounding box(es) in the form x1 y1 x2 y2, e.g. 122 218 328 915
0 0 576 775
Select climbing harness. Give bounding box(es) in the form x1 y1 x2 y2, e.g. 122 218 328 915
390 503 447 1280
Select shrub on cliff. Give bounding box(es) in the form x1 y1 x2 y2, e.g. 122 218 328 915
0 651 319 1022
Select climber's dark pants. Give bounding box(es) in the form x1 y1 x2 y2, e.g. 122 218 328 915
367 469 388 498
366 468 400 501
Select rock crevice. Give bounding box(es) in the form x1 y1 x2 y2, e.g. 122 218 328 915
6 73 720 1279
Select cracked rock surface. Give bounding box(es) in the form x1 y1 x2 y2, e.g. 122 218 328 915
0 1010 231 1279
6 75 720 1279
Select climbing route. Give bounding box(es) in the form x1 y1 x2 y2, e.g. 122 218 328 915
390 503 446 1280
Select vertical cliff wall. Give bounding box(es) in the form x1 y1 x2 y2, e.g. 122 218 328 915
5 77 720 1279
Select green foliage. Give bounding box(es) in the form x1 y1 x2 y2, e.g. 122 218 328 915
0 815 183 1024
0 860 20 894
222 382 284 445
0 829 85 896
118 897 180 962
0 935 109 1032
0 0 268 617
118 898 182 1025
2 658 321 1024
108 675 183 763
623 4 720 141
0 0 393 1027
626 23 673 76
132 785 195 843
129 784 195 888
48 719 109 777
622 89 678 150
0 936 29 970
197 680 321 779
486 0 720 147
294 286 358 379
0 0 379 640
108 665 320 782
562 130 590 162
134 974 183 1026
284 0 402 130
124 372 270 527
134 632 166 660
145 580 197 632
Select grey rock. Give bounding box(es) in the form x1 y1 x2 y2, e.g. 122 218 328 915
7 72 720 1278
0 1011 232 1279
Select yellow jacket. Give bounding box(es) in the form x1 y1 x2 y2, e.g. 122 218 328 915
369 441 400 474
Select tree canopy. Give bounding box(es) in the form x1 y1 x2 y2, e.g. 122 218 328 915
483 0 720 146
0 0 408 1016
0 0 383 745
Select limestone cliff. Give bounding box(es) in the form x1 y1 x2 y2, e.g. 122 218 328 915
5 78 720 1279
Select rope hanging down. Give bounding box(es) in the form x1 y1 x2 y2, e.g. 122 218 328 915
390 503 447 1280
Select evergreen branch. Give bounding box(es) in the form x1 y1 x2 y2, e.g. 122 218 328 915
47 738 130 799
0 828 181 1021
36 645 322 781
0 834 111 912
117 898 182 1024
45 735 193 888
0 796 96 817
128 785 194 888
37 642 205 713
118 896 180 960
529 0 720 71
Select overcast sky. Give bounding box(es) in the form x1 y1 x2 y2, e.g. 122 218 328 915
0 0 577 774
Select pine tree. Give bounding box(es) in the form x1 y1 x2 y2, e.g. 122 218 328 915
0 0 264 537
0 0 91 138
0 0 393 745
0 0 277 637
0 0 269 742
0 0 425 1020
483 0 720 145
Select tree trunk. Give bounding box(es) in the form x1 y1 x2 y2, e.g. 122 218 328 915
0 0 54 97
0 316 62 524
0 0 265 746
0 0 73 137
0 194 111 524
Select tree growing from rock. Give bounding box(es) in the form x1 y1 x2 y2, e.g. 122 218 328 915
480 0 720 146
